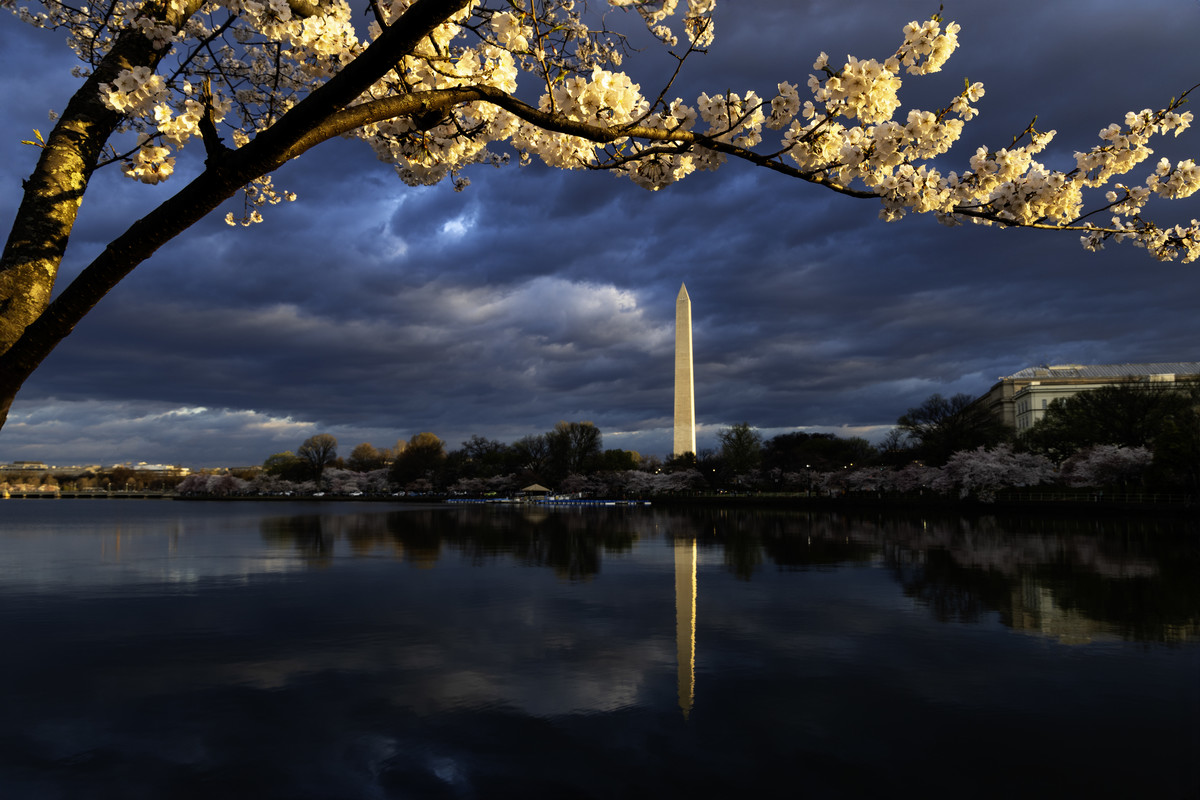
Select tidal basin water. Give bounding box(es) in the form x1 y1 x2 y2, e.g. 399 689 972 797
0 501 1197 799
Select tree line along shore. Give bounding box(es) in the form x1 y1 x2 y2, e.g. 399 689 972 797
9 382 1194 506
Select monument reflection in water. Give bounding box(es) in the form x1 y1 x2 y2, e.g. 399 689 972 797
0 500 1196 799
675 537 696 719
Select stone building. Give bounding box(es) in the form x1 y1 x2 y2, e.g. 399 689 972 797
977 362 1200 432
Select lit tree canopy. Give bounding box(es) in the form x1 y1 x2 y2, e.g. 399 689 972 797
1 0 1198 432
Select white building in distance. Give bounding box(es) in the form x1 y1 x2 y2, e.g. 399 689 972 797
978 362 1200 432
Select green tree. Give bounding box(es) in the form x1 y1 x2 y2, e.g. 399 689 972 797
1025 381 1196 464
263 450 307 482
596 448 641 472
346 442 388 473
1150 381 1200 491
390 432 447 489
107 465 139 491
897 393 1010 466
297 433 338 484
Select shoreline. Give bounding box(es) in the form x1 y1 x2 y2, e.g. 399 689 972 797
4 489 1196 517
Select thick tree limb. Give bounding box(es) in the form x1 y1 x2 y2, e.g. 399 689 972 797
0 31 163 355
0 0 206 356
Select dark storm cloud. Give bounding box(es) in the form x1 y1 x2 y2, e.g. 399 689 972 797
1 1 1199 466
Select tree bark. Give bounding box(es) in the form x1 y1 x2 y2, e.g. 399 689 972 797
0 29 170 355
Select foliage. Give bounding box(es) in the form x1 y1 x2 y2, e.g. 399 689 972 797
390 431 446 488
663 451 697 472
545 421 602 482
932 445 1056 501
622 468 707 496
716 422 762 479
557 472 608 496
897 392 1010 466
1024 382 1194 461
263 450 308 482
178 384 1200 497
346 442 388 472
596 448 641 472
823 444 1054 501
1150 387 1200 491
875 428 914 466
762 431 875 472
1059 445 1154 489
455 435 510 479
509 434 550 477
297 433 338 482
177 472 250 495
449 473 517 496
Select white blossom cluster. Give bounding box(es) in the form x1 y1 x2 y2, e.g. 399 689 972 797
223 174 295 225
608 0 716 48
121 136 175 183
823 445 1058 503
98 65 166 115
1060 445 1154 488
8 0 1199 258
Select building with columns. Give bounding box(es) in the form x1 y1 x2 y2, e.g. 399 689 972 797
977 362 1200 432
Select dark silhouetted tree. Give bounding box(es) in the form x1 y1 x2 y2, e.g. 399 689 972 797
762 431 875 472
1025 382 1194 462
297 434 338 484
509 434 550 478
596 449 641 472
717 422 763 480
458 434 510 479
545 421 602 482
897 393 1009 465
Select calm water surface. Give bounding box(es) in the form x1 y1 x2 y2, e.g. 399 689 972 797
0 500 1197 799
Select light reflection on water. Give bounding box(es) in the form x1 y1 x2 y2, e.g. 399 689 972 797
0 500 1197 798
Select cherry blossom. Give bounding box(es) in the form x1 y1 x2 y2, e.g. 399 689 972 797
6 0 1195 253
1060 445 1154 488
934 445 1056 502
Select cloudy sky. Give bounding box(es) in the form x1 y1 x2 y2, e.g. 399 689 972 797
1 0 1198 467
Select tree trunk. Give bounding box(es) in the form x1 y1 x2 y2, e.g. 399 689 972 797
0 29 170 355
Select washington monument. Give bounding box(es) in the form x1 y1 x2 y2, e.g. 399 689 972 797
673 283 696 457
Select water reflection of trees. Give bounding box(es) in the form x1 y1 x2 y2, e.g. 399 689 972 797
647 508 1199 643
861 514 1200 643
671 508 880 580
261 514 337 566
260 506 1199 643
796 511 1197 644
260 507 638 580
